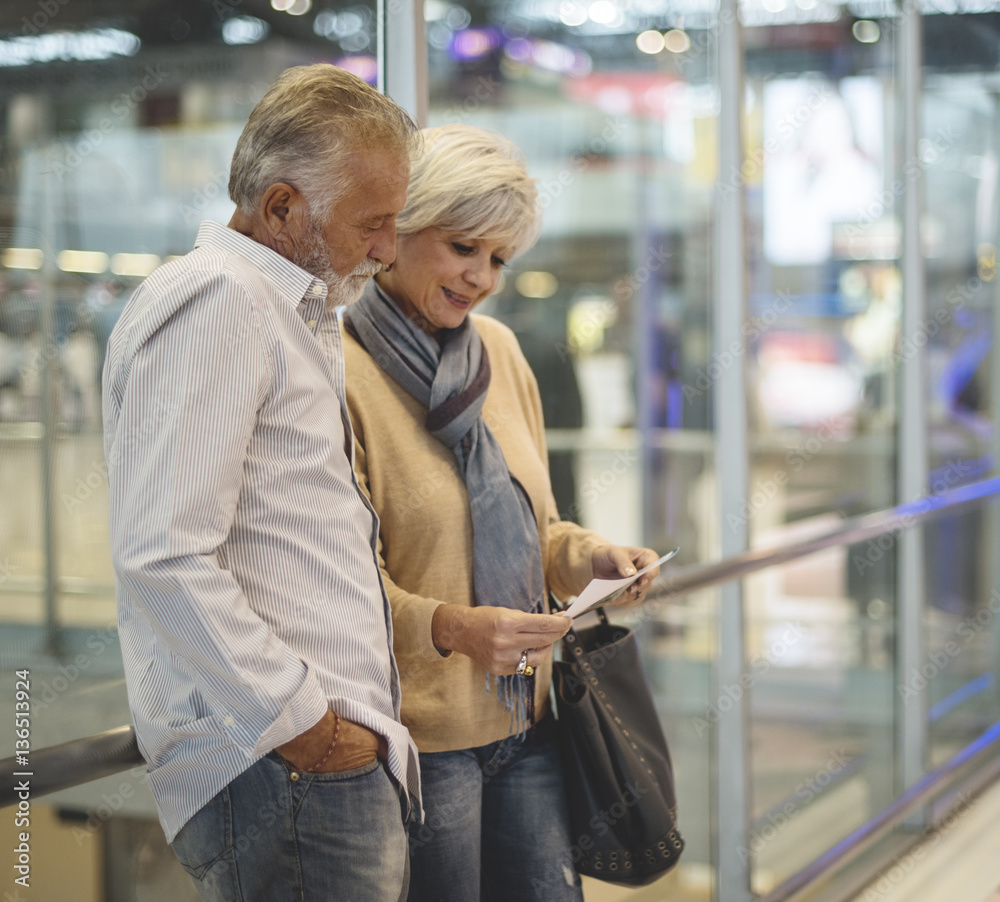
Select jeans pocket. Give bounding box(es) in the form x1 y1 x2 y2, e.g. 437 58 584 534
171 788 233 880
307 756 381 783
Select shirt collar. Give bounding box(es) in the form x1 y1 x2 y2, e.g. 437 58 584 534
194 221 327 308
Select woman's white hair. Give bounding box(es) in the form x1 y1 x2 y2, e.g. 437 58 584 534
229 64 416 223
396 124 540 259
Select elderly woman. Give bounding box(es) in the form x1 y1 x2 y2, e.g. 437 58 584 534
341 124 661 901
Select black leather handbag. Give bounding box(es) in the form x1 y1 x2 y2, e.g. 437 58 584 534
552 607 684 887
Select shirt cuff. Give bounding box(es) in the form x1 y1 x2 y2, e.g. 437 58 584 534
250 668 329 757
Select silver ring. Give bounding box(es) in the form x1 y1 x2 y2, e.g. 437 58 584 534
515 650 534 677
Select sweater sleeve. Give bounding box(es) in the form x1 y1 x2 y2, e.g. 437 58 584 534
511 331 606 602
348 389 451 664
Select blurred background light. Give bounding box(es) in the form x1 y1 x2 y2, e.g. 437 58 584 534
2 248 44 270
332 54 377 83
221 16 270 45
57 250 109 274
515 271 559 298
636 29 666 54
450 27 500 61
852 20 881 42
663 29 691 53
0 28 140 67
111 253 161 277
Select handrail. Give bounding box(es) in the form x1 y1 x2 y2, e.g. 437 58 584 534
650 475 1000 601
759 717 1000 902
0 725 143 808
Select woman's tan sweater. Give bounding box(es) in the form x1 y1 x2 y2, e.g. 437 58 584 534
342 314 604 752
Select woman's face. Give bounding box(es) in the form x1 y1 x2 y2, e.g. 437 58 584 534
377 227 512 336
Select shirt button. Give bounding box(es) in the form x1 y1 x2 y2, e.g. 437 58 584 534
306 319 317 329
311 285 323 296
223 715 235 727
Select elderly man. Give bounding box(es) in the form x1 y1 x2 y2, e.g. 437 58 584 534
102 64 418 901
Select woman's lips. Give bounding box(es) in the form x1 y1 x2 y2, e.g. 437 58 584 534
442 287 472 308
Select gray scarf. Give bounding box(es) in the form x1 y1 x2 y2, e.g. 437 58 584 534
345 280 544 731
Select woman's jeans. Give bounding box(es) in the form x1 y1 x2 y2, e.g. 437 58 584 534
171 751 409 902
407 714 583 902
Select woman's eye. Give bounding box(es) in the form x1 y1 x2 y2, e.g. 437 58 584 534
492 257 506 269
452 243 474 255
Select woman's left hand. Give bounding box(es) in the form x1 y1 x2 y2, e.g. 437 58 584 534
591 545 662 608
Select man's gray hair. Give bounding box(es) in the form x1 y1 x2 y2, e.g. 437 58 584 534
396 124 540 260
229 64 416 223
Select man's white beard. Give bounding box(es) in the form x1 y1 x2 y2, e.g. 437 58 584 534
295 219 382 308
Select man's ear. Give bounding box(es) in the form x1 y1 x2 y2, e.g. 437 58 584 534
258 182 309 247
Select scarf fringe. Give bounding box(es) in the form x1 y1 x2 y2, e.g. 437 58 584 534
486 671 535 740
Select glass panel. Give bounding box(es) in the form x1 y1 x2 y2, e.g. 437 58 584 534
745 539 896 892
920 55 1000 768
744 14 900 534
741 4 902 891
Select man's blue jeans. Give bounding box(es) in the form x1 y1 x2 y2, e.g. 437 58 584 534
171 751 409 901
407 714 583 902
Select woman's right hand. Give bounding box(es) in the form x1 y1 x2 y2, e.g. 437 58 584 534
431 604 571 675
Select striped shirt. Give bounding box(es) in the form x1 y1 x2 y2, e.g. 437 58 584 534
102 221 419 842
